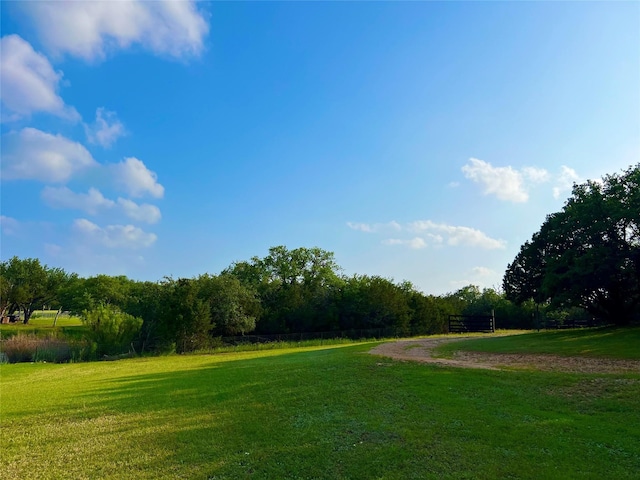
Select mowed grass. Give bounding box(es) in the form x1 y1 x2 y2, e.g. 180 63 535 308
0 313 85 339
435 327 640 360
2 339 640 479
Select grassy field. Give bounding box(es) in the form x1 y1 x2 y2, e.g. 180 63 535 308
1 334 639 479
434 327 640 360
0 312 84 339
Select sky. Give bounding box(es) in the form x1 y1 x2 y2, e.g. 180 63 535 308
1 1 639 295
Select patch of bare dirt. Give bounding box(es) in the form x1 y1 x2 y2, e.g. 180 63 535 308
369 337 640 374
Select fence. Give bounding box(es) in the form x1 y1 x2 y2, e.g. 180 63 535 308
542 317 604 329
448 314 495 333
221 327 399 345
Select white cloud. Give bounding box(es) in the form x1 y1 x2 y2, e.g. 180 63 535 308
111 157 164 198
2 128 96 182
42 186 115 215
41 186 161 224
0 34 79 122
522 167 550 183
346 221 401 233
553 166 581 199
408 220 506 249
350 219 505 250
450 266 500 291
471 266 496 277
461 158 583 202
85 108 126 147
382 237 427 249
461 158 528 202
0 216 20 236
21 1 209 61
117 198 161 224
73 218 156 249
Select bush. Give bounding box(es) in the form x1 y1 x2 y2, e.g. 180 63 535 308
82 304 143 357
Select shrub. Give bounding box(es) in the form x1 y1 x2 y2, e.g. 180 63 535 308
82 304 143 357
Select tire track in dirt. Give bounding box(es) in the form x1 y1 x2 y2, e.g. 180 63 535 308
369 336 640 374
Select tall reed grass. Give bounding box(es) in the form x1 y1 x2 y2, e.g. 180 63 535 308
0 334 87 363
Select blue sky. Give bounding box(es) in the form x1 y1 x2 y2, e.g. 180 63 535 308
1 1 639 295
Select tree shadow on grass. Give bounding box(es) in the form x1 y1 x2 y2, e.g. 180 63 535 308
55 346 417 479
5 344 640 479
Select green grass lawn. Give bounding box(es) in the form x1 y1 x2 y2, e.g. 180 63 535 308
0 312 85 339
435 327 640 360
2 335 639 479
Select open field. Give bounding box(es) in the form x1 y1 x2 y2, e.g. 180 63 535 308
0 312 84 339
2 334 640 479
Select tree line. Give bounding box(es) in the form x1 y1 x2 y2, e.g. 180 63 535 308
2 164 637 357
1 247 540 355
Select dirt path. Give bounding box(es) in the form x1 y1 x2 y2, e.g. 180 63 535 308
369 336 640 374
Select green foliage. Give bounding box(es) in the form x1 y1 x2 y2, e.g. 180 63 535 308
407 290 450 334
58 274 133 315
161 278 212 353
225 246 343 334
81 304 143 357
339 275 411 334
4 242 584 360
0 257 69 323
504 164 640 325
198 274 258 336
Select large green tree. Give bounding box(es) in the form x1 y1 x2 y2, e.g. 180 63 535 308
338 275 411 334
0 257 69 323
504 164 640 326
58 274 132 315
197 274 259 336
225 246 342 333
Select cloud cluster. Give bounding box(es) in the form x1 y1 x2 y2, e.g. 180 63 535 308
462 158 528 202
19 1 209 61
408 220 506 249
73 219 157 249
382 237 428 249
3 128 164 204
2 128 96 182
348 220 506 250
461 158 581 203
0 35 80 122
111 157 165 198
0 8 192 254
42 186 115 215
346 221 401 233
41 187 161 224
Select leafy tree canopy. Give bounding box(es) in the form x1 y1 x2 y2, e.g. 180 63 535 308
0 256 69 323
504 164 640 325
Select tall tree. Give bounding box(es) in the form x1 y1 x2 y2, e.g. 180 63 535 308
504 164 640 325
197 274 259 336
164 278 211 353
338 275 411 334
225 246 342 333
0 257 68 323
